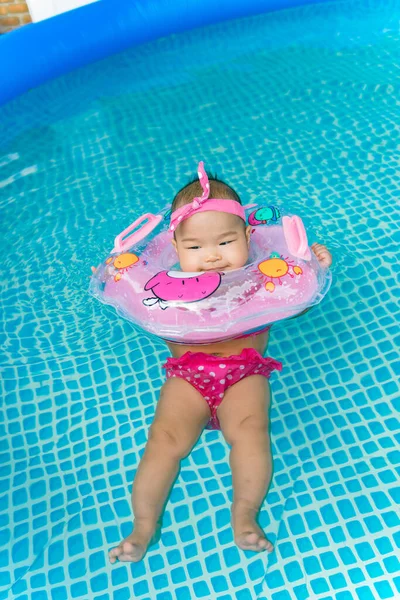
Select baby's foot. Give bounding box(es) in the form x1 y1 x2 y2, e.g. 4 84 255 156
108 520 161 564
311 243 332 268
232 503 274 553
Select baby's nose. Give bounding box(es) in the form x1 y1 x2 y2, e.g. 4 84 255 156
205 252 221 262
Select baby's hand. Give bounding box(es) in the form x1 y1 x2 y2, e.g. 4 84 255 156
311 243 332 268
91 266 97 274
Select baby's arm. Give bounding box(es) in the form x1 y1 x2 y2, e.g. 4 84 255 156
288 243 332 321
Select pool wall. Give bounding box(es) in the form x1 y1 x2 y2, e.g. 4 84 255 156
0 0 336 107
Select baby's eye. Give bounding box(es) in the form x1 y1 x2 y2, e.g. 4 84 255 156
188 246 200 250
220 240 233 246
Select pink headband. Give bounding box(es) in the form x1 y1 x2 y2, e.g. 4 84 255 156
169 161 246 232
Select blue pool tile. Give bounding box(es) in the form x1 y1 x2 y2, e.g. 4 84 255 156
193 581 211 597
2 5 400 600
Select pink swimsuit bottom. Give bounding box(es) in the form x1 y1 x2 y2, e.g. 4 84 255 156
163 347 282 430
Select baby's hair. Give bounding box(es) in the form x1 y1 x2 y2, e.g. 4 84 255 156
171 169 242 213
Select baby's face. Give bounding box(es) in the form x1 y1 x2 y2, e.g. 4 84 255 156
172 211 251 272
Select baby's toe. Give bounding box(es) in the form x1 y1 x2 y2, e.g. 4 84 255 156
266 539 274 552
108 546 123 564
258 537 274 552
108 541 142 563
253 535 273 552
236 531 274 553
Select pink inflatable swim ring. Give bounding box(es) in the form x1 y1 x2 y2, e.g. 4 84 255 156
89 205 331 344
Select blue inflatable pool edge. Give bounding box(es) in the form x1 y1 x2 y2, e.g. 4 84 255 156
0 0 336 107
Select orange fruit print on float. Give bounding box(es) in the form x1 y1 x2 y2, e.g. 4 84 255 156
258 252 303 293
105 252 139 282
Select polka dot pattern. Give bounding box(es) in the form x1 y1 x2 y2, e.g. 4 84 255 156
164 349 282 429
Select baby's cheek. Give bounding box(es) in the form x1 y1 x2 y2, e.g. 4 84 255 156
230 244 249 268
177 248 189 266
179 252 199 272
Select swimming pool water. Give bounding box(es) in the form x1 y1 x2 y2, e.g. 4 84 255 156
1 0 399 598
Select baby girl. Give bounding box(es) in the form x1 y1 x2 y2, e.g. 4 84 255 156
108 162 332 563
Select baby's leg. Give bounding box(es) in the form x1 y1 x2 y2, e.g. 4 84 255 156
217 375 274 553
109 377 210 563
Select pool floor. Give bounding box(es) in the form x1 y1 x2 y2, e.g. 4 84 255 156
1 0 399 598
